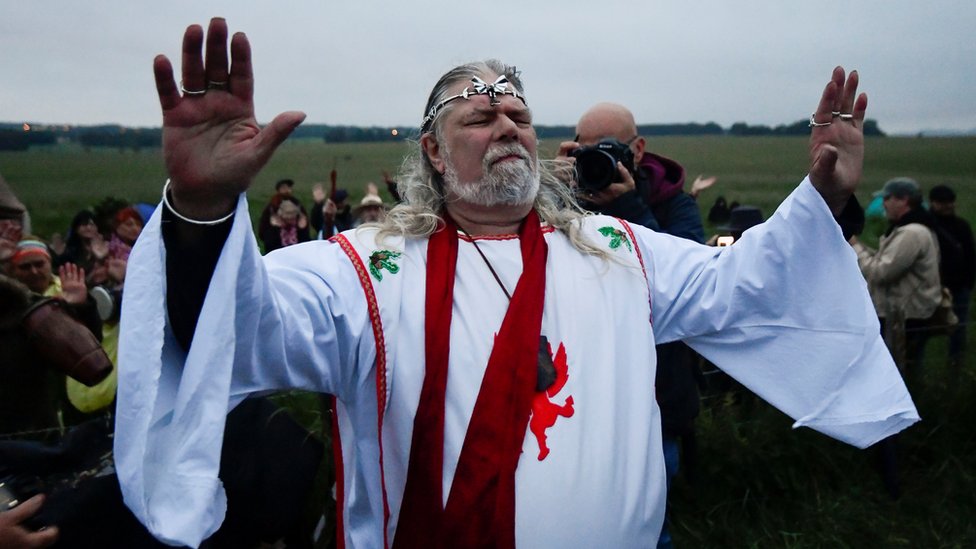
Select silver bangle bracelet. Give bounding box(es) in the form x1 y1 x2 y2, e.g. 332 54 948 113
161 179 236 226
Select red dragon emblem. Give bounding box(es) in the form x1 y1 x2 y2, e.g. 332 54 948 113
529 341 574 461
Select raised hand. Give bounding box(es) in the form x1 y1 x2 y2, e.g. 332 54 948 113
808 66 868 214
107 258 128 284
689 175 717 199
0 219 22 262
154 18 306 220
58 263 88 305
49 233 66 256
89 233 109 260
312 183 327 203
323 198 338 219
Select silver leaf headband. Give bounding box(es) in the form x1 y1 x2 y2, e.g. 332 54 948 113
420 75 527 133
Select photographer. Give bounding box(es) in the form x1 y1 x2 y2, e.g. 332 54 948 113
558 102 708 548
557 102 706 243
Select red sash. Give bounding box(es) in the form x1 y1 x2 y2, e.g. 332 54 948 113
393 210 548 549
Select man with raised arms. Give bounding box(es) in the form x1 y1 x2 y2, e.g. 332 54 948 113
116 18 918 548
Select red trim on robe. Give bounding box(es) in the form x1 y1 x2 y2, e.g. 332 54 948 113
618 219 653 325
335 234 391 548
458 224 556 242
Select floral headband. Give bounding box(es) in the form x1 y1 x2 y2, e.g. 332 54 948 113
420 75 527 133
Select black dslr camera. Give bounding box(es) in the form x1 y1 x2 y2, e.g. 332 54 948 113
568 138 636 193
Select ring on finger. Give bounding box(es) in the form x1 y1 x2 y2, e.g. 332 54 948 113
831 111 841 117
180 82 206 96
808 113 832 128
838 113 855 121
207 80 229 91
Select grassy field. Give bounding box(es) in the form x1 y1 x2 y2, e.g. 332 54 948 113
2 135 975 546
6 135 976 241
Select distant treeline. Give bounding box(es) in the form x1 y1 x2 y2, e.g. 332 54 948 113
0 119 885 150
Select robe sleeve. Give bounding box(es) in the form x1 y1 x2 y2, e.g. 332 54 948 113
115 194 372 547
633 177 919 449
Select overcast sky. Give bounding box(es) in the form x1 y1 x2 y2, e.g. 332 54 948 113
3 1 974 135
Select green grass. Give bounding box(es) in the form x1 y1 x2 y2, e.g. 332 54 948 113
675 342 976 547
6 135 976 237
2 135 975 546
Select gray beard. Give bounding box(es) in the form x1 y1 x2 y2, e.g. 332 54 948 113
442 143 540 208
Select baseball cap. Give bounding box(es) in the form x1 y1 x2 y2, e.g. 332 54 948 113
873 177 921 199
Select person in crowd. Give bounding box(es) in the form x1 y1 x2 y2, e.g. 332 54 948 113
0 173 28 274
258 178 306 237
55 210 111 287
709 205 765 245
10 239 64 297
382 169 402 203
2 253 103 434
352 193 387 226
260 195 310 252
849 177 940 500
557 102 704 243
2 185 107 436
310 183 353 238
92 205 144 304
47 232 66 258
557 102 707 548
927 184 975 370
108 206 144 263
115 19 918 547
850 177 942 370
707 196 731 225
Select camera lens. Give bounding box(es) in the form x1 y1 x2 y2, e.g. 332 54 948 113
574 149 617 192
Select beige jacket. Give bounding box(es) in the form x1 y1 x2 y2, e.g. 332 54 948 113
854 222 941 319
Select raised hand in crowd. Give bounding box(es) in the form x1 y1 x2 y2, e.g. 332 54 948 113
48 233 66 257
808 66 868 214
689 175 717 199
90 234 109 261
0 495 59 548
0 220 21 263
323 198 337 219
154 17 305 220
107 258 127 285
312 182 326 203
58 263 88 305
382 170 401 202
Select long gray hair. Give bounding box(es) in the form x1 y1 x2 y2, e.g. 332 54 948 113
374 60 606 258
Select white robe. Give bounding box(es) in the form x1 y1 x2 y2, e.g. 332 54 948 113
116 177 919 547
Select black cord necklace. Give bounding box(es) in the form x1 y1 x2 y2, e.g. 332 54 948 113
457 225 556 392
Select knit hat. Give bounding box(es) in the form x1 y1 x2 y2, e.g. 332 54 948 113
11 238 51 264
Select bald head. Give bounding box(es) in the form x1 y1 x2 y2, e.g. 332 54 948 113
575 103 638 146
574 102 645 165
